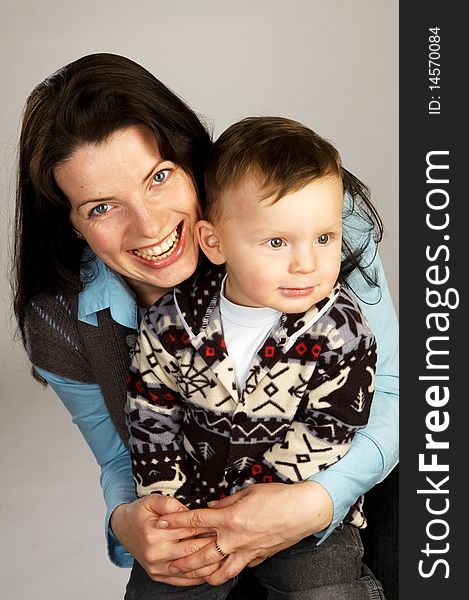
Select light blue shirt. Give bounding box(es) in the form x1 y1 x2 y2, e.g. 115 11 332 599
37 238 399 568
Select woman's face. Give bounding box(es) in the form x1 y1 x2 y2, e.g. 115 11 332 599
55 125 201 306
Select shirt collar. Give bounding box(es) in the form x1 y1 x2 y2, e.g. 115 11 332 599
78 249 138 329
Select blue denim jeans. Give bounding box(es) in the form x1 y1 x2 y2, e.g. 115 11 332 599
124 524 385 600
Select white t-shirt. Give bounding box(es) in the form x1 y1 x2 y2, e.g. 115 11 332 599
219 282 281 391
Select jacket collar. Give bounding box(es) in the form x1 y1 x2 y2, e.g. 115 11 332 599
173 264 340 345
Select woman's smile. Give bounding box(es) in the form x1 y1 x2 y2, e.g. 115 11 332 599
131 223 181 262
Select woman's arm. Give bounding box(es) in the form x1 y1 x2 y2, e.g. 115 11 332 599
312 247 399 539
36 368 216 585
36 368 136 566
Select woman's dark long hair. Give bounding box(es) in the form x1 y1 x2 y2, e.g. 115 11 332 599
13 53 212 342
341 168 383 294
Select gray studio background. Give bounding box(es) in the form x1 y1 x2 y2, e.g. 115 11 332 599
0 1 398 598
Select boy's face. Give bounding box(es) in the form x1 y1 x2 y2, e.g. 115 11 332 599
202 174 343 314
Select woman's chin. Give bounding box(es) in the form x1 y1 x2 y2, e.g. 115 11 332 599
136 249 198 289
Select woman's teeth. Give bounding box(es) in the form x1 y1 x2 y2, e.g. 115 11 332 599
133 227 180 261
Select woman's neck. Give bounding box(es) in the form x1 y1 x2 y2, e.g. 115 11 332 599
124 278 172 309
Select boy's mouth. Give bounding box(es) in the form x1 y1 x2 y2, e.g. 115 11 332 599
279 287 316 297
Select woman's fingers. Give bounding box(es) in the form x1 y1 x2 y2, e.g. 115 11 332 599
139 536 217 583
158 506 226 531
204 551 253 586
206 487 249 509
168 543 251 584
168 539 226 574
170 535 217 561
159 526 216 543
170 560 223 580
147 574 206 586
144 492 189 516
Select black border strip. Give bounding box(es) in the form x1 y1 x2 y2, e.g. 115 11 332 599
400 2 464 595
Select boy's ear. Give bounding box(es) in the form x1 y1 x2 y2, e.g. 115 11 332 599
196 220 226 265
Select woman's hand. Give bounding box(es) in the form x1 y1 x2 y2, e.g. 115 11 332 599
110 494 221 585
156 481 333 585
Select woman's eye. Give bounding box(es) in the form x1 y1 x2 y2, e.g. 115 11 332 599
90 204 112 217
317 234 330 245
152 169 170 185
268 238 285 249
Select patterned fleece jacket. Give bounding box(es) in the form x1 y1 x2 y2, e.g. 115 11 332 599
127 267 377 527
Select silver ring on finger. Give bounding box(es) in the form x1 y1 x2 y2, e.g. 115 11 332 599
215 542 228 558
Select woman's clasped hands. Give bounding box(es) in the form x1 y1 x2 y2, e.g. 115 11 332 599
142 480 333 586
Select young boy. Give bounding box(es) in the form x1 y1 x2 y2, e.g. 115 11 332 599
126 117 380 598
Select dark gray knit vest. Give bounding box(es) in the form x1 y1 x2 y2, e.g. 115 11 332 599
24 292 136 444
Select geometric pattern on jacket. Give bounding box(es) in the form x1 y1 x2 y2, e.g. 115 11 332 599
127 266 377 528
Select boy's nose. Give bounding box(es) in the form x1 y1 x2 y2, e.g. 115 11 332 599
289 248 317 274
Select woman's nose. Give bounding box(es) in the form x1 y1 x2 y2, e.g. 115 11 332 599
129 200 162 239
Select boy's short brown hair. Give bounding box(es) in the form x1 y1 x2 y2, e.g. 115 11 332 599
204 116 342 222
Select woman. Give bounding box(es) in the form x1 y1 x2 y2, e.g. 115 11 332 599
13 53 398 595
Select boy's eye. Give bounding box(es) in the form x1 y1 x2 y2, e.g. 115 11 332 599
152 169 170 184
268 238 285 248
317 234 330 245
90 204 112 216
